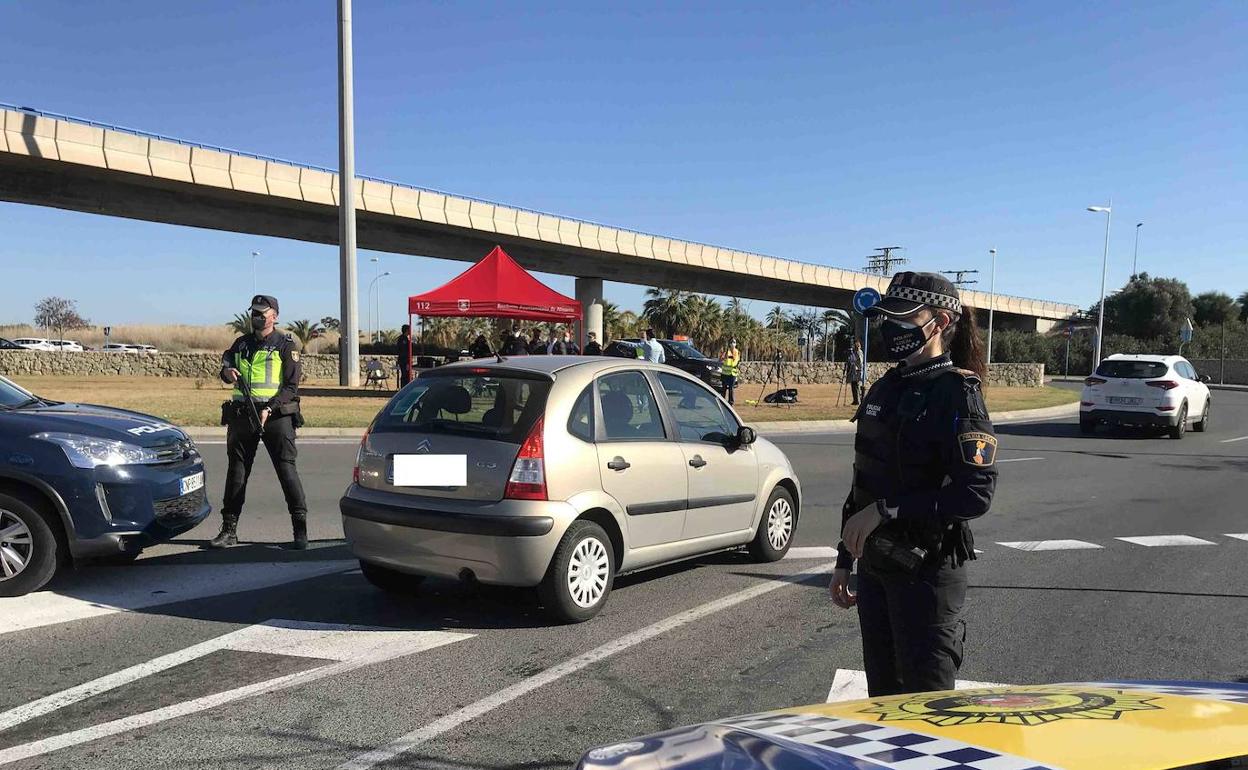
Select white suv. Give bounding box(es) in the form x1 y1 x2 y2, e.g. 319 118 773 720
12 338 56 351
47 340 84 352
1080 354 1211 438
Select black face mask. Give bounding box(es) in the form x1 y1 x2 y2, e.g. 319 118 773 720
880 317 938 361
250 313 268 332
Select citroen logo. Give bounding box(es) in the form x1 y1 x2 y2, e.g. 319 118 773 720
415 439 432 454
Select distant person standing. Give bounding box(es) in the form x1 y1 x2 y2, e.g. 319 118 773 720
563 328 580 355
502 326 529 356
642 329 665 363
545 327 566 355
845 339 864 405
528 328 546 354
469 334 492 359
720 340 740 404
396 324 413 388
583 331 602 355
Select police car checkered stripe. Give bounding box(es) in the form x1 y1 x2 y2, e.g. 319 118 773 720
1088 681 1248 705
718 712 1060 769
887 285 962 313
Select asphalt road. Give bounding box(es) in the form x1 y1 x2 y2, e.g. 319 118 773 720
3 392 1248 769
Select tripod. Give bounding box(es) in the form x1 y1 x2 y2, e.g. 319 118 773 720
755 350 792 407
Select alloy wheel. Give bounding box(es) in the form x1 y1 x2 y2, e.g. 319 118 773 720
0 509 34 581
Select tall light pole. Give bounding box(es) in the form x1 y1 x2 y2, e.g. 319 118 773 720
1087 203 1113 368
368 271 390 343
337 0 360 386
986 248 997 366
251 251 260 295
1133 222 1143 277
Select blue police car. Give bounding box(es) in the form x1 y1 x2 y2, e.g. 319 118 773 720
0 374 210 596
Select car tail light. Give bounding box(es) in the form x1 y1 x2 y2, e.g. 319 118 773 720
1146 380 1180 390
505 417 546 501
1084 376 1107 386
1157 405 1175 412
1081 401 1095 407
352 425 371 484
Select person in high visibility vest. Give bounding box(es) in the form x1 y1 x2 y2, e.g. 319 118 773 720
720 341 740 404
208 294 308 550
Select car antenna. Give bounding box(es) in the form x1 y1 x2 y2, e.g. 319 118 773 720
496 353 506 363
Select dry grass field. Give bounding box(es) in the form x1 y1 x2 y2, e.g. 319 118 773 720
11 375 1077 428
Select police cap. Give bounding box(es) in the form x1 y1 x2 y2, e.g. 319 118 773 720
865 272 961 317
250 295 280 314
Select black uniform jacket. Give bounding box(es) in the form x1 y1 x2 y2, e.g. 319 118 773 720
835 354 998 570
220 330 302 410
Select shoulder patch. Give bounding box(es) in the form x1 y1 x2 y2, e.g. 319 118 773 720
959 431 997 467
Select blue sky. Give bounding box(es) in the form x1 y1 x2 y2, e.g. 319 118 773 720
2 1 1245 329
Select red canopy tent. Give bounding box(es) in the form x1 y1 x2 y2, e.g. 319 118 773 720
405 245 581 366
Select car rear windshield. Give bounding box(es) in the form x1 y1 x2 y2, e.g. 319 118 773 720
1095 360 1169 379
373 370 551 442
665 340 709 359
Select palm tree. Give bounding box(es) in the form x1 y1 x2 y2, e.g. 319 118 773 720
821 309 849 360
682 295 723 349
285 319 325 351
226 313 251 335
599 301 622 342
614 310 641 340
642 287 693 337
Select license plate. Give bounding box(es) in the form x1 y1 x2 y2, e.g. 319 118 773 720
1107 396 1142 405
391 455 467 487
179 471 205 495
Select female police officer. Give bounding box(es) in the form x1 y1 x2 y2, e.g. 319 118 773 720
829 271 998 696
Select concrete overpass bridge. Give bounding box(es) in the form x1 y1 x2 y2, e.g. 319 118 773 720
0 104 1077 340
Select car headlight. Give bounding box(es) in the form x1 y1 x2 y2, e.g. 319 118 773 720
33 432 163 468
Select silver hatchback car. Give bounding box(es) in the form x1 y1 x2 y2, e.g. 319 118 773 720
340 356 801 622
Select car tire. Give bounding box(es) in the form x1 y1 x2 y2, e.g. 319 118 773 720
538 520 614 623
0 492 61 598
1193 401 1210 432
1079 417 1097 435
360 560 426 595
748 486 796 563
1168 403 1188 440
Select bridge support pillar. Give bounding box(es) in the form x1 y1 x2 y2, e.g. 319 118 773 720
575 277 604 350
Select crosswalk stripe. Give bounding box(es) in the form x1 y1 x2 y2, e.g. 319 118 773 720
997 540 1103 551
0 620 473 766
826 668 1007 702
1116 535 1216 547
784 546 838 560
1225 534 1248 542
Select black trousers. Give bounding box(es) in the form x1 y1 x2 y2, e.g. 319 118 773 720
398 361 412 388
849 380 861 404
221 413 307 522
856 561 967 696
721 375 736 404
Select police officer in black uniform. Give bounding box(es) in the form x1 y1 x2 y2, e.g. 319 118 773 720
829 272 998 696
208 295 309 550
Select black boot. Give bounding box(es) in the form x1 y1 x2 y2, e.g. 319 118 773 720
289 515 308 550
207 515 238 549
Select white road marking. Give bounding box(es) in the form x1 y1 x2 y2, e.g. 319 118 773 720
826 669 1007 702
996 457 1045 463
1225 534 1248 542
997 540 1103 551
0 560 355 637
784 546 838 560
1116 535 1217 547
0 620 472 766
1219 435 1248 444
336 561 835 770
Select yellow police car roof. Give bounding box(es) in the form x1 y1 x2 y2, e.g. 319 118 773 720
728 682 1248 770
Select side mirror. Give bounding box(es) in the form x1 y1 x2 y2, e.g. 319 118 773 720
1199 374 1212 383
736 426 757 446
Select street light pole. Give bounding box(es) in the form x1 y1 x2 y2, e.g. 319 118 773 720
251 251 259 295
368 271 390 343
1133 222 1143 277
337 0 360 386
986 248 997 366
1087 202 1113 368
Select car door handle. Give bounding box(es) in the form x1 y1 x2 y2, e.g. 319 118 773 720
607 457 631 471
688 455 707 469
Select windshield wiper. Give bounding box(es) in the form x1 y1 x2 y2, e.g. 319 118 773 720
4 397 42 410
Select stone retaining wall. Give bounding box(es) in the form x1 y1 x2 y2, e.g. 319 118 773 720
735 361 1044 388
0 350 1045 387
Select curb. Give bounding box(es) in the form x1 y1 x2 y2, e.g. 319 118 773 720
184 426 364 439
749 401 1080 435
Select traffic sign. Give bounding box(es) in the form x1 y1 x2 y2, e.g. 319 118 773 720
103 326 111 337
853 287 882 314
1180 318 1194 343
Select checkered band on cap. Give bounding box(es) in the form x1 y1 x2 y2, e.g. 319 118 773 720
887 285 962 313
